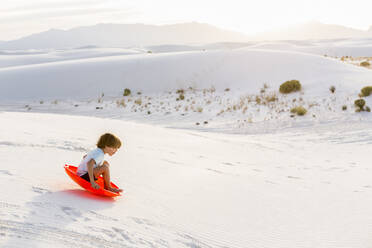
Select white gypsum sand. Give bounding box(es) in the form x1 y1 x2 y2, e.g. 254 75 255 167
1 38 372 247
0 112 372 248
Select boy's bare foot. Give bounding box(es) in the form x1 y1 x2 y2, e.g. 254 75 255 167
105 187 123 193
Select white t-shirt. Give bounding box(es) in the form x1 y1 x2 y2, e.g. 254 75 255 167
76 148 105 176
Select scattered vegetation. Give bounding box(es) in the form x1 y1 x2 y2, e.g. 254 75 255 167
116 99 126 107
290 106 307 116
360 86 372 97
354 99 367 112
279 80 301 94
329 86 336 93
360 61 370 67
134 98 142 105
123 88 131 96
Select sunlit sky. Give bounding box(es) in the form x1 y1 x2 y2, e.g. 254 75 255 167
1 0 372 41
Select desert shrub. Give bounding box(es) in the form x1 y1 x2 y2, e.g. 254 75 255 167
329 86 336 93
134 98 142 105
255 96 261 104
354 99 366 109
123 88 131 96
360 61 370 67
265 93 278 103
290 106 307 116
176 89 185 94
179 94 185 100
147 51 152 54
360 86 372 97
224 88 230 92
279 80 302 94
116 99 126 107
366 106 371 112
196 107 203 113
342 105 347 111
40 100 44 104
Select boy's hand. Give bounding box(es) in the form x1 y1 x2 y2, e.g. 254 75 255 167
91 182 100 189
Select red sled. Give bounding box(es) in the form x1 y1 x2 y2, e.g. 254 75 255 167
64 164 121 197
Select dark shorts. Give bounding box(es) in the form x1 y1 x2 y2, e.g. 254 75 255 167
80 173 98 182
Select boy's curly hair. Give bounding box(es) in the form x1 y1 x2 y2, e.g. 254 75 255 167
97 133 122 149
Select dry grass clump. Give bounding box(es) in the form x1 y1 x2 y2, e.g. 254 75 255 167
264 93 278 103
116 99 126 107
354 99 369 112
279 80 301 94
134 98 142 105
123 88 131 96
329 86 336 93
290 106 307 116
360 61 370 67
360 86 372 97
177 93 185 101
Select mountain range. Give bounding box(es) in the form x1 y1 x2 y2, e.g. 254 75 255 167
0 21 372 50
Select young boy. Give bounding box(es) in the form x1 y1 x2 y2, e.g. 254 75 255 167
77 133 123 193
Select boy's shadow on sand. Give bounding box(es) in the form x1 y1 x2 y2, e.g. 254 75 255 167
3 188 120 247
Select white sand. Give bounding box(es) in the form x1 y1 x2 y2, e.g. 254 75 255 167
1 38 372 247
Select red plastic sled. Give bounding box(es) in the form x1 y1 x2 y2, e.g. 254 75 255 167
64 164 121 197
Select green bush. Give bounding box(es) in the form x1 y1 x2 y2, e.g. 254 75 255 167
290 106 307 116
279 80 302 94
329 86 336 93
123 88 131 96
361 86 372 97
354 99 366 110
360 61 370 67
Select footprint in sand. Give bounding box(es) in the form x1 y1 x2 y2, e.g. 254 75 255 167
32 186 50 194
0 170 13 176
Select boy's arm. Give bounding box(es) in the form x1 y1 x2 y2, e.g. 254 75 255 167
87 159 99 189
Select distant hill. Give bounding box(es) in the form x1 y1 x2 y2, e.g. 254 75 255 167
0 22 249 50
2 21 372 50
252 21 372 41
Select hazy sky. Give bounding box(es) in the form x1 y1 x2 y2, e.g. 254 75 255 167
1 0 372 41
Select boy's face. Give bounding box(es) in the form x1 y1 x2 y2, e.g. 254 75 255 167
105 146 118 156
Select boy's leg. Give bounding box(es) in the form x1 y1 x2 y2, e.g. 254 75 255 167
93 164 121 193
